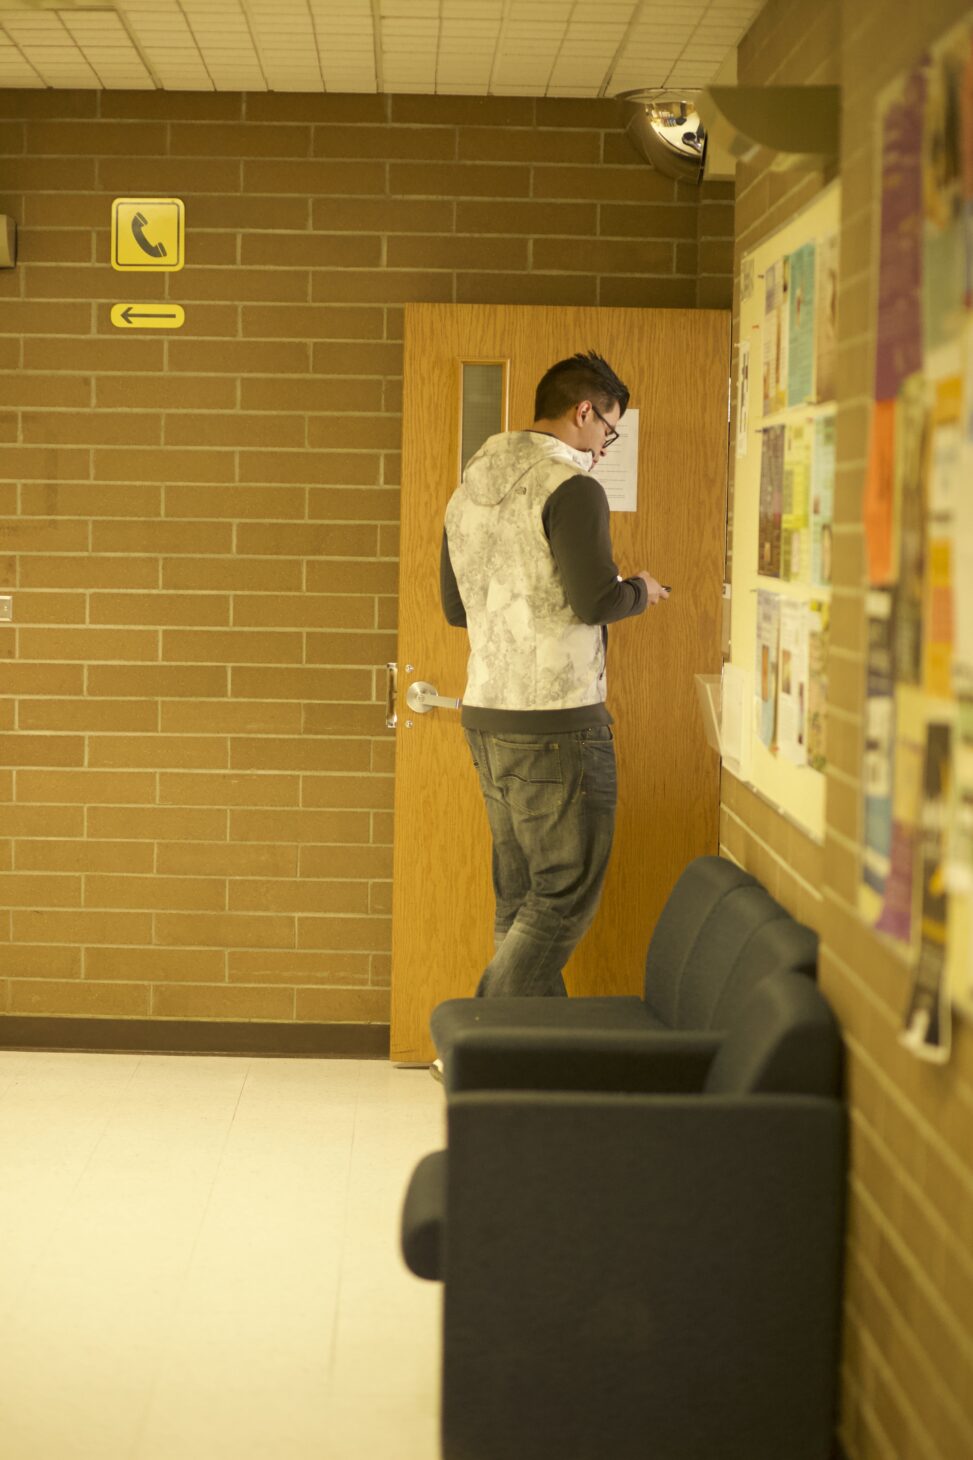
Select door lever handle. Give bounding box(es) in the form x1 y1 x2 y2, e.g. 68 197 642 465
406 680 463 714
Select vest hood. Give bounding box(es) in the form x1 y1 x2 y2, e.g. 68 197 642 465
462 430 594 506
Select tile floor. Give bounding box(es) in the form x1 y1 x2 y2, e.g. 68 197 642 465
0 1050 446 1460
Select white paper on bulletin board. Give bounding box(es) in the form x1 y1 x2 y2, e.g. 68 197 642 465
599 407 639 511
729 181 840 843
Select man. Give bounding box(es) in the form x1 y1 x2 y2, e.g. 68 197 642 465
441 351 669 998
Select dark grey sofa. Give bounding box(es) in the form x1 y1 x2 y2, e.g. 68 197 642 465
402 968 847 1460
431 855 819 1093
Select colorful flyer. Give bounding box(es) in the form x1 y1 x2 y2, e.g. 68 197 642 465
875 684 926 946
957 322 973 676
777 257 791 414
762 258 789 416
893 373 929 686
755 590 781 750
781 419 811 581
762 261 780 415
901 720 953 1062
875 66 925 400
811 413 836 586
962 32 973 308
924 381 962 699
814 232 839 403
757 424 785 577
946 690 973 1015
947 683 973 893
863 399 896 585
787 242 816 406
861 589 896 918
777 598 809 766
922 42 967 370
807 600 829 772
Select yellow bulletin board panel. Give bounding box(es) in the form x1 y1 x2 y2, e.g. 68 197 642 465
727 181 840 844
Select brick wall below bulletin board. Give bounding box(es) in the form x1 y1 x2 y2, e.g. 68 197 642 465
0 89 733 1049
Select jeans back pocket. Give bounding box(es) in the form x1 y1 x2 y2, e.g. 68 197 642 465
491 737 564 819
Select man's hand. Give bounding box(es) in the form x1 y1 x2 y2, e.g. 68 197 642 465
637 572 670 605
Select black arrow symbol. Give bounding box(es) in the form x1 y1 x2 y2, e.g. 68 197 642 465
120 306 178 323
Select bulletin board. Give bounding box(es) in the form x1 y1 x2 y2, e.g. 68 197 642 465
725 181 840 845
857 12 973 1060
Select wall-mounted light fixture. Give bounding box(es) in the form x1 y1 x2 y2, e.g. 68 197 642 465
695 86 840 172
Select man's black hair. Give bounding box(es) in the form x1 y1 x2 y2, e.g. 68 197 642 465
533 350 630 422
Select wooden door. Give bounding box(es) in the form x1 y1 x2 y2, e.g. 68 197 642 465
390 304 729 1063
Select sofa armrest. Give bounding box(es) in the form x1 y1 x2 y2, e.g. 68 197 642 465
444 1025 721 1094
400 1149 446 1281
441 1090 846 1460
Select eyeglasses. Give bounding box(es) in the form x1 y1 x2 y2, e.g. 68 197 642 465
590 403 620 449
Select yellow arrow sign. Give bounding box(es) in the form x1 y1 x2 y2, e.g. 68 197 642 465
111 303 185 330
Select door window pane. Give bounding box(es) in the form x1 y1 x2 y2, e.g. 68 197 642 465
460 362 506 472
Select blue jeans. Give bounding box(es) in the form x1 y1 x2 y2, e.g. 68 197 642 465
463 726 617 997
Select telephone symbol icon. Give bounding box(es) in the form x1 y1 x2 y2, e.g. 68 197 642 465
131 211 167 259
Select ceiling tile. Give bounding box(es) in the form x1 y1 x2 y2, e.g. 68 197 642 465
0 0 760 98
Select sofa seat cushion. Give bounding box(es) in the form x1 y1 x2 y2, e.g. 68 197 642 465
401 1149 447 1281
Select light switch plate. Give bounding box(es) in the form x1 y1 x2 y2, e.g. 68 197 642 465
0 595 12 621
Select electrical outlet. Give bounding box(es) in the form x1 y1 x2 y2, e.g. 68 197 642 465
0 595 12 622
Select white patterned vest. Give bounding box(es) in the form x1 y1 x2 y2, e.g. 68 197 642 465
444 431 607 713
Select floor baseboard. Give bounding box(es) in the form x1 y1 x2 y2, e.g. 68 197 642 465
0 1015 391 1059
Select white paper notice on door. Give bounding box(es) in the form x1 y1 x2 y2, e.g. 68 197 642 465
597 407 639 512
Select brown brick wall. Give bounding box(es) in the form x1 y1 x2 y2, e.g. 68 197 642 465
0 88 732 1031
727 3 973 1458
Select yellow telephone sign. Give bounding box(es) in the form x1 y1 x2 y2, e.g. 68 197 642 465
111 198 185 272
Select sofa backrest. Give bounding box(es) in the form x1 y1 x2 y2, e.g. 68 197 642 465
704 969 843 1097
694 904 819 1025
643 857 818 1032
641 856 757 1018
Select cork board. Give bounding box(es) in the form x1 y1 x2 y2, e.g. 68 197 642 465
727 181 841 844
